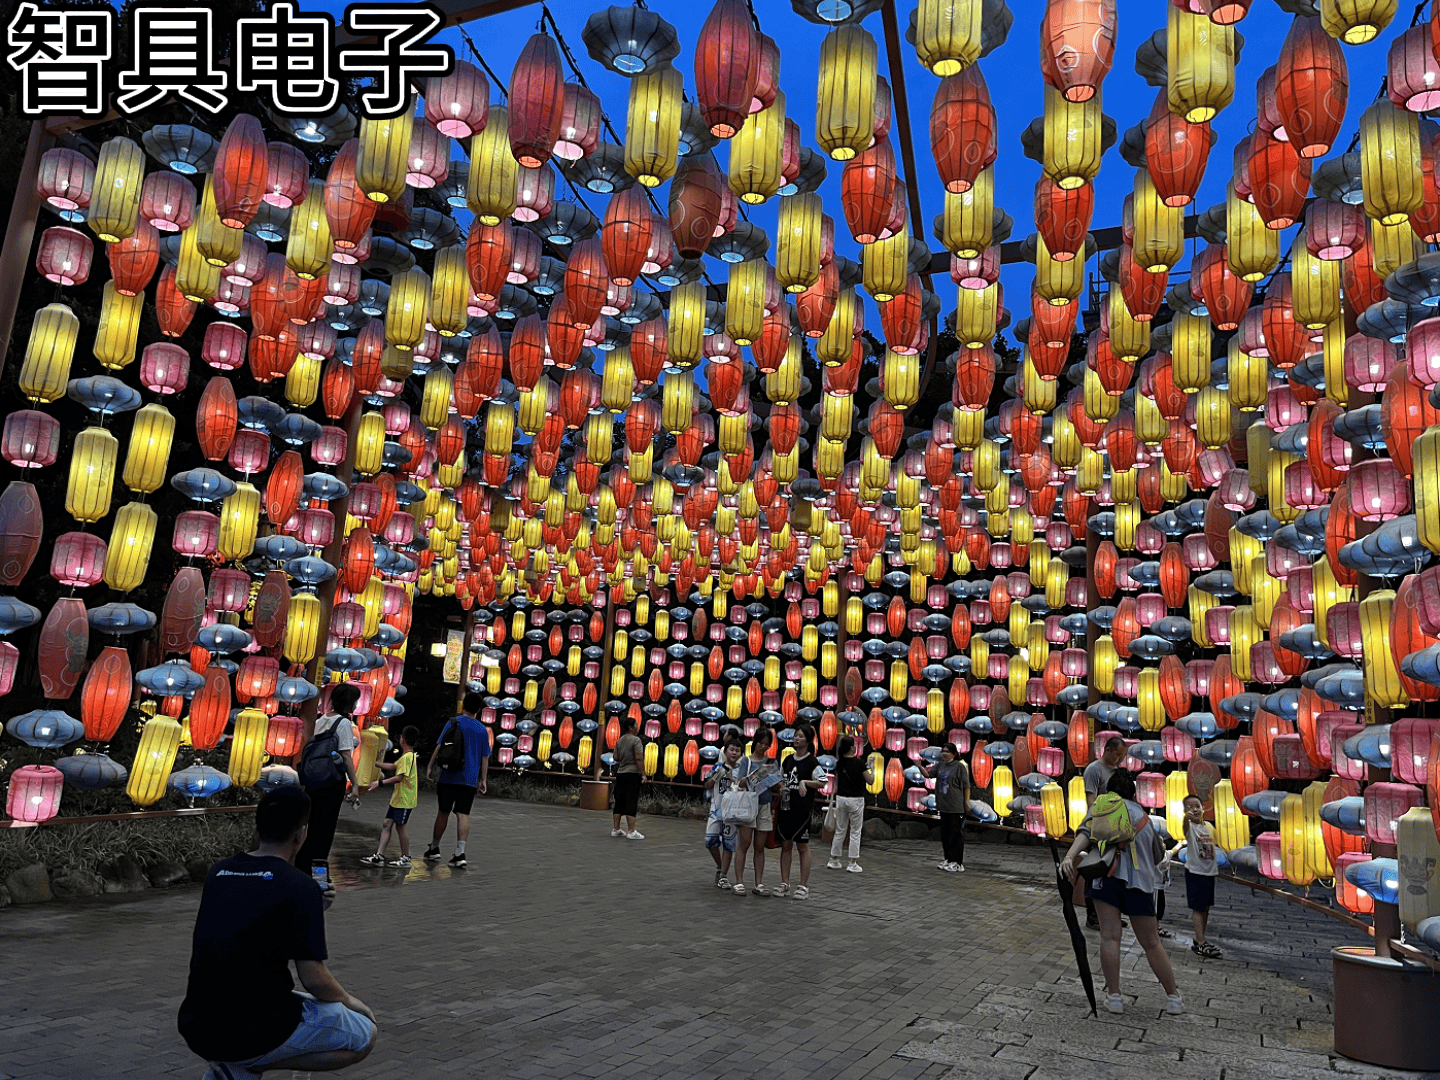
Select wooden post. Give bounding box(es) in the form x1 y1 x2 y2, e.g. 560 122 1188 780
0 120 55 375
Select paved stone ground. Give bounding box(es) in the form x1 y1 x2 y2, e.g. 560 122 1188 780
0 790 1427 1080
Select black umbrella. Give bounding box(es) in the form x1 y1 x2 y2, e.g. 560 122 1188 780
1049 837 1097 1017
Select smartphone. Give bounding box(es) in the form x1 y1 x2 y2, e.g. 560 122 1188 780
312 864 329 886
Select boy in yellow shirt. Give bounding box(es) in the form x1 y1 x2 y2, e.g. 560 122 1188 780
361 726 420 868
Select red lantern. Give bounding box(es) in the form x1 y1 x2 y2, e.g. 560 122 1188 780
1275 15 1348 159
213 113 269 229
1145 91 1211 207
1040 0 1117 102
80 645 132 741
509 34 565 169
324 140 378 255
931 67 995 195
1248 133 1311 230
196 377 238 461
694 0 758 139
602 185 654 287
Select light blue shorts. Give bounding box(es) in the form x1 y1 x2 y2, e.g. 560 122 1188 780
240 993 374 1069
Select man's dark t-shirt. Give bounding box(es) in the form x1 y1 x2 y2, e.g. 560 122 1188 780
178 853 327 1062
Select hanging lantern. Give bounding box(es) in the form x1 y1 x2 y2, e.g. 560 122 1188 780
816 25 878 160
729 90 787 204
1275 16 1348 159
469 106 520 226
625 62 684 187
1360 100 1423 226
426 59 489 138
88 136 145 243
357 106 413 204
1040 0 1117 102
1167 5 1236 123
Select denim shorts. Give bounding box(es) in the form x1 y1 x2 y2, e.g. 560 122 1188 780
240 993 374 1069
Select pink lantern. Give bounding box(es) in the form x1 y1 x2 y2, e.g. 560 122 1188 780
298 320 336 361
1283 460 1326 511
325 262 360 306
298 508 335 548
6 764 63 823
1136 772 1166 809
50 531 107 587
381 582 406 617
990 543 1012 568
514 164 556 223
1181 533 1218 571
1330 723 1367 781
139 342 189 395
1348 458 1410 521
1272 733 1322 779
987 654 1008 680
383 512 415 546
208 567 252 612
1266 541 1304 581
406 122 449 188
1345 337 1398 392
37 146 94 216
1415 566 1440 634
1135 520 1165 554
1215 470 1256 512
1250 641 1286 685
1407 317 1440 390
1161 726 1195 762
1204 605 1234 645
1388 24 1440 112
1256 832 1284 880
2 410 60 468
1065 578 1088 608
1135 592 1166 627
383 402 411 435
1307 200 1365 260
1113 666 1139 699
1265 382 1307 432
173 511 219 557
224 233 268 287
140 171 196 231
1184 659 1213 696
1046 616 1070 645
211 280 250 315
330 602 365 640
1060 648 1087 677
425 59 490 138
228 428 271 475
0 641 18 696
1037 746 1065 776
1326 601 1363 658
1391 717 1440 784
264 142 309 208
202 322 247 370
948 728 971 753
35 226 92 285
312 426 347 466
1363 782 1424 845
1287 564 1315 613
1025 803 1047 835
351 482 380 521
1194 448 1235 489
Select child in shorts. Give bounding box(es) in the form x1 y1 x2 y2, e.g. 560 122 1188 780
1166 794 1222 958
362 726 419 868
702 738 745 890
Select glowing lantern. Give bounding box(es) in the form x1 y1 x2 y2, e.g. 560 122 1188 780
816 25 877 160
1275 16 1347 159
126 715 182 807
89 136 144 243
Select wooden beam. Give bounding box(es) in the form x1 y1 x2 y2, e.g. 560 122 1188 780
0 120 55 379
880 0 929 282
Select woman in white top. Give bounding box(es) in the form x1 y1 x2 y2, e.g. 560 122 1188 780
1059 770 1182 1016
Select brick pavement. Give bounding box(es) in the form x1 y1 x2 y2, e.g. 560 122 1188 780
0 790 1428 1080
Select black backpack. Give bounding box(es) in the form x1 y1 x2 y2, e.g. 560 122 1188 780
299 717 347 791
435 719 467 773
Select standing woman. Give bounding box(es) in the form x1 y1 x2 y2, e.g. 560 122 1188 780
928 743 970 872
826 735 874 873
774 725 827 899
1059 770 1183 1016
732 727 780 895
296 683 364 894
611 715 645 839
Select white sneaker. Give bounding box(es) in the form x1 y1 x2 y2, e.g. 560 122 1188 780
1166 993 1184 1015
956 863 965 872
1104 993 1124 1015
826 858 843 869
611 828 625 837
847 862 863 873
625 830 645 840
937 860 951 870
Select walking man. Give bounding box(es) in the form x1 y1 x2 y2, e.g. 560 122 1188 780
423 690 491 868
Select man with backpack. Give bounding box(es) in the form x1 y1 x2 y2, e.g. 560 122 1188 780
423 691 491 868
296 684 364 897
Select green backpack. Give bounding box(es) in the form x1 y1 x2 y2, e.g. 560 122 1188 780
1088 793 1138 853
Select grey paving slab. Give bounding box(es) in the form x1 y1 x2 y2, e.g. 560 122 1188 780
0 793 1422 1079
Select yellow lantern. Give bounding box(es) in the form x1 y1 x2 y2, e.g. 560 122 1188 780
991 765 1014 815
1034 232 1084 305
1042 783 1068 837
1137 668 1165 731
926 688 944 733
626 61 683 187
66 426 118 524
176 222 221 301
729 90 786 204
20 303 78 403
1132 168 1184 272
667 279 705 365
89 136 145 243
195 175 244 268
662 369 695 433
1165 771 1189 842
663 743 679 779
518 376 552 436
1050 407 1080 466
1370 216 1422 279
862 228 909 302
286 354 321 407
1212 779 1245 851
602 348 635 413
1169 309 1211 392
1360 590 1409 708
94 281 143 370
1417 427 1440 554
866 752 885 796
284 591 321 663
1094 635 1119 694
1166 6 1235 123
1068 775 1088 831
726 683 743 720
1046 559 1069 609
1360 100 1423 226
777 192 823 293
727 258 768 345
1007 655 1028 704
430 243 469 337
227 708 269 788
1227 337 1266 412
1042 84 1104 189
1082 367 1118 421
468 105 519 225
1228 607 1258 682
883 349 920 410
1135 392 1166 444
1302 780 1332 881
126 715 182 806
1279 793 1315 886
1321 0 1398 45
353 412 385 476
386 267 430 351
1022 354 1060 414
578 734 594 771
354 724 388 786
1226 182 1280 281
285 179 331 280
1194 386 1231 450
938 168 993 258
218 481 261 561
1108 289 1150 363
122 403 174 493
1290 231 1340 330
357 107 414 204
102 501 156 592
1397 806 1440 931
816 25 877 160
970 635 989 673
816 286 857 364
915 0 981 74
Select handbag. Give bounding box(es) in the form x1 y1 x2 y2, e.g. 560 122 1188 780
719 788 759 825
821 799 837 843
1077 847 1119 882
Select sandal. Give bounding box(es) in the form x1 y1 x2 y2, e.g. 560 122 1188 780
793 885 809 900
716 877 731 890
733 882 747 895
774 882 789 898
